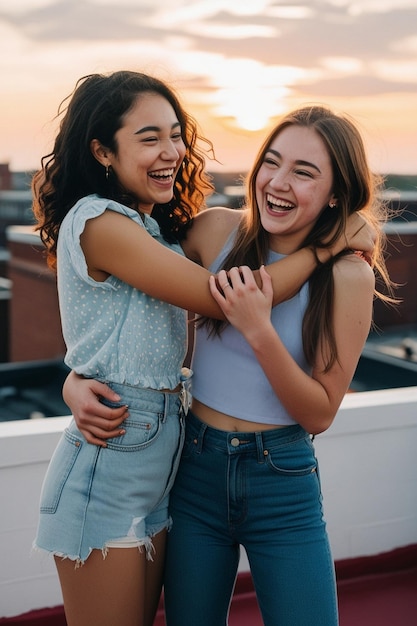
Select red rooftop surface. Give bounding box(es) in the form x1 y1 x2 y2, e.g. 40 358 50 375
1 545 416 626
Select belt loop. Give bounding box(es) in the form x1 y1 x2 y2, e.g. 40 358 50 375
162 392 169 423
193 420 207 454
255 432 266 464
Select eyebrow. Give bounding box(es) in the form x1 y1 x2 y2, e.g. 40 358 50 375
266 149 322 174
135 122 181 135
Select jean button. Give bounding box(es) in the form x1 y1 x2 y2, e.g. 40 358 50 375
230 437 240 447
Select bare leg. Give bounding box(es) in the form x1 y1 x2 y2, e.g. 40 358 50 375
144 529 167 626
56 547 147 626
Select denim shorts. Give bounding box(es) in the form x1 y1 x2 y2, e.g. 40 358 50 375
34 383 185 565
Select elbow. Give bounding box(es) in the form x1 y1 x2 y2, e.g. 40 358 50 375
309 423 331 436
306 414 335 436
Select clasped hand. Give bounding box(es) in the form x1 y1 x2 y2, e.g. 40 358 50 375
209 265 273 338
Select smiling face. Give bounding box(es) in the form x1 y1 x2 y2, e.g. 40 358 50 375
92 92 186 214
255 124 337 254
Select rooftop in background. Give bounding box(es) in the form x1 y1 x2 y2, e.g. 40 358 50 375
208 172 417 215
0 359 70 422
384 174 417 193
1 163 416 194
351 327 417 392
0 165 33 192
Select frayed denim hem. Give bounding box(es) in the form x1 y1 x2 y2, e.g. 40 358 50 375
32 517 172 568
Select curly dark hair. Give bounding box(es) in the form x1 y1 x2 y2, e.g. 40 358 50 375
32 71 214 269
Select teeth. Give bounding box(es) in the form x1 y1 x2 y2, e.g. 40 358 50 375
149 168 174 179
266 194 294 210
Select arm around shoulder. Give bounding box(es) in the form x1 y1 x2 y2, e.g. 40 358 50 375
181 206 243 267
332 252 376 306
80 209 227 319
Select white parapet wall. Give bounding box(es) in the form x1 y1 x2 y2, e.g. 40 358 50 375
1 387 417 618
0 416 71 618
314 386 417 561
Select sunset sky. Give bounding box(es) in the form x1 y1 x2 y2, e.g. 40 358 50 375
0 0 416 175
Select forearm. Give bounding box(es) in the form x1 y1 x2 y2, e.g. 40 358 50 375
262 247 318 306
263 213 368 306
243 271 371 433
243 324 341 434
82 211 227 320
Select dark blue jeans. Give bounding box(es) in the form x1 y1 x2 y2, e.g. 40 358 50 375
164 411 338 626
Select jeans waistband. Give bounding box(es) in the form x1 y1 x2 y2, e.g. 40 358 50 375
187 410 308 458
97 380 184 416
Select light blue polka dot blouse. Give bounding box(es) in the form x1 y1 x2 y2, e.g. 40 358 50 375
57 194 187 390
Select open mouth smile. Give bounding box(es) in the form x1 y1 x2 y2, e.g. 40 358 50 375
148 168 175 181
266 193 295 212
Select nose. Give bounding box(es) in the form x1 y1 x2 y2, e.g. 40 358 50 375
161 139 181 161
270 168 290 191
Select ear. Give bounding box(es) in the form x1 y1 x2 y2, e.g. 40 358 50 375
329 194 338 208
90 138 110 167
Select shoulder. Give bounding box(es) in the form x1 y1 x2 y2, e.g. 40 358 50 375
332 252 375 295
194 206 243 229
182 207 245 265
66 195 141 226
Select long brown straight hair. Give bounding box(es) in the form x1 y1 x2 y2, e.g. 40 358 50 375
203 105 394 372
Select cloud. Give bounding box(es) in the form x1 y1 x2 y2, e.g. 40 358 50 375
1 0 415 105
294 74 416 98
174 4 417 97
179 4 416 62
0 0 416 173
1 0 154 41
345 0 417 16
1 1 416 100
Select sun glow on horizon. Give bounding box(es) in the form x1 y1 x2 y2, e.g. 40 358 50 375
212 86 288 131
0 0 415 176
202 58 310 132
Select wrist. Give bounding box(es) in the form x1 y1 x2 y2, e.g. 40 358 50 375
243 321 276 352
310 245 332 266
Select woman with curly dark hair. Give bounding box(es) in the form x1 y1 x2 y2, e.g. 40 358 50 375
32 71 374 626
32 70 218 626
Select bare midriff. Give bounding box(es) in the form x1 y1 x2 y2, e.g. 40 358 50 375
191 398 289 433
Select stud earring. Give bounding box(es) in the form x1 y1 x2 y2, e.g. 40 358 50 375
329 202 337 209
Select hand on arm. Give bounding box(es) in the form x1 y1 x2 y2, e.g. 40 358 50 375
63 371 128 447
317 211 376 263
209 265 274 338
151 204 374 315
263 211 376 306
210 257 375 435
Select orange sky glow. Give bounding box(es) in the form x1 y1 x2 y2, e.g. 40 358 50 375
0 0 416 175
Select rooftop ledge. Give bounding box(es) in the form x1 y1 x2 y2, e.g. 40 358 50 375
1 385 416 436
1 386 416 465
1 385 416 618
